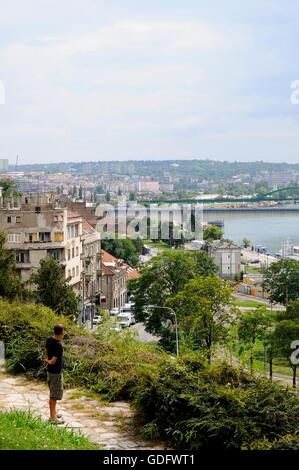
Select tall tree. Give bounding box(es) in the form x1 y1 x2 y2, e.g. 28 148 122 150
130 251 196 337
31 256 79 320
0 231 24 300
273 320 299 388
170 276 234 361
262 259 299 305
237 306 270 372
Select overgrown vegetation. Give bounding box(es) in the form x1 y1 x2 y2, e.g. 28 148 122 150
0 300 164 400
133 357 299 450
1 300 299 450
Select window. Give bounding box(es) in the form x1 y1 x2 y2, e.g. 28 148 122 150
48 250 60 261
54 216 58 222
54 232 64 242
68 249 71 260
67 224 78 239
39 232 50 242
76 266 79 276
16 251 29 263
72 247 75 258
16 216 21 224
7 216 11 223
68 269 71 278
76 246 79 257
72 267 75 277
35 206 41 213
7 233 20 243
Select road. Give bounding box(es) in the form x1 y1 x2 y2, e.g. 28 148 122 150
241 248 277 267
131 322 160 343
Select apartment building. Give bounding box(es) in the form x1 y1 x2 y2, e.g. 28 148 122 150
100 250 128 311
81 219 101 320
0 191 101 311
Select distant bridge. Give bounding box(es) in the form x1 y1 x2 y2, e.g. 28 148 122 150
139 186 299 205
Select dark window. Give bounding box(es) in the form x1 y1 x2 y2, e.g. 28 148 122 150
7 216 11 223
35 206 41 213
16 251 29 263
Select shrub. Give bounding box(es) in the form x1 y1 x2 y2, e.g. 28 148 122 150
0 301 76 376
0 300 164 400
133 355 299 450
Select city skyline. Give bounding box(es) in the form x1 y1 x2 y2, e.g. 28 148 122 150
0 1 299 164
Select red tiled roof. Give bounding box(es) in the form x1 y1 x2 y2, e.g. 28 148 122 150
101 249 122 264
67 209 82 219
126 266 140 280
82 219 96 235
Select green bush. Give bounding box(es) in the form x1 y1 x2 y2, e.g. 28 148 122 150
0 301 77 376
133 355 299 450
0 300 164 400
2 300 299 450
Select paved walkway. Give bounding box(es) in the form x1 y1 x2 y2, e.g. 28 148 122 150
0 368 166 450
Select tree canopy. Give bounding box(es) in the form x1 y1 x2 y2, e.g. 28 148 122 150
262 259 299 305
31 256 79 319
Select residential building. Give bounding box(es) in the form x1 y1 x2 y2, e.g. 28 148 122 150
100 250 128 311
0 159 8 173
208 240 241 279
0 192 101 319
81 219 101 321
100 250 139 311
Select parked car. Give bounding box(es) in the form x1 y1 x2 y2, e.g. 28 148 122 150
110 307 120 316
92 315 102 326
123 303 133 312
117 312 134 327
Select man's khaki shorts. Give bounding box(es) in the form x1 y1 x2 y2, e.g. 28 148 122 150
47 372 64 401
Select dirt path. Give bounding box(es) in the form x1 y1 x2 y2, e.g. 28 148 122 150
0 368 166 450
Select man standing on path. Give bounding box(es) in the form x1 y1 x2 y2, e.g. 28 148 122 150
45 324 65 424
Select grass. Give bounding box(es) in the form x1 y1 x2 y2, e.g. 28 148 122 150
143 239 179 253
234 299 266 308
0 410 98 450
245 266 262 274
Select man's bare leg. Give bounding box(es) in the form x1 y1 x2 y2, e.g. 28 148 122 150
49 399 57 419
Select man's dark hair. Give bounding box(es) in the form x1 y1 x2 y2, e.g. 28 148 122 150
54 324 64 335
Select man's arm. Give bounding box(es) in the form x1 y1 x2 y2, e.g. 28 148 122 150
46 356 58 365
45 345 58 365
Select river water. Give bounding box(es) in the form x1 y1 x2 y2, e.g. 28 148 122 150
203 210 299 254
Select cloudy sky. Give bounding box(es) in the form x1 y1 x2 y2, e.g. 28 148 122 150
0 0 299 164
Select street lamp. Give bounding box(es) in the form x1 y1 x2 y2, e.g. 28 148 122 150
146 305 179 356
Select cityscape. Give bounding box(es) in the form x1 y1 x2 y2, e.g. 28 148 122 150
0 0 299 463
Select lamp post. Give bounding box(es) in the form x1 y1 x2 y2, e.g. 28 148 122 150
147 305 179 356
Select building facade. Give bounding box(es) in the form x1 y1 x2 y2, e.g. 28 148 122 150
208 240 241 279
0 191 101 319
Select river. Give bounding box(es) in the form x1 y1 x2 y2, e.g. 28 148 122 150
203 209 299 254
